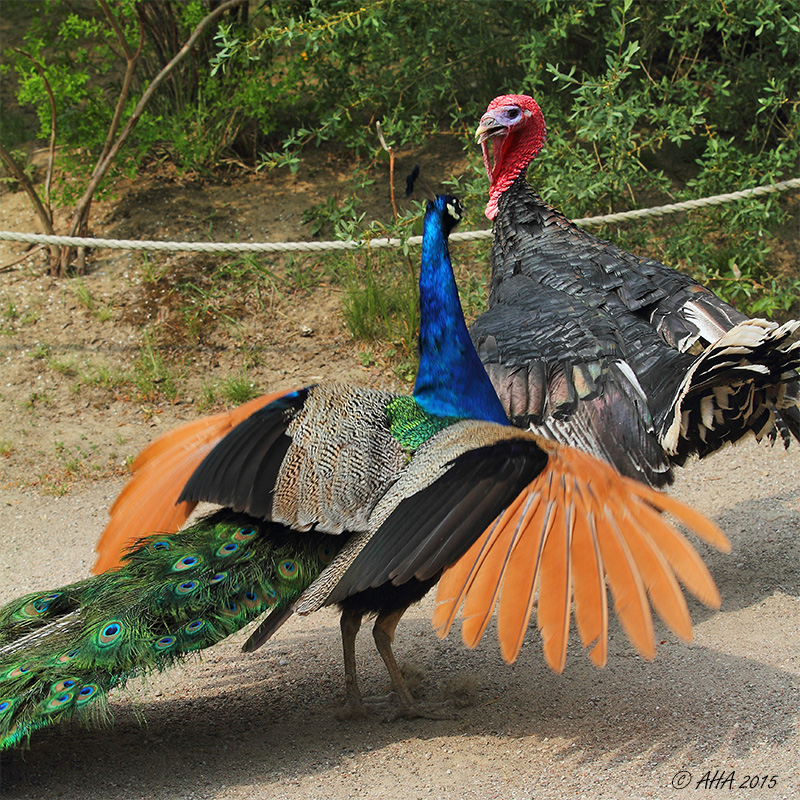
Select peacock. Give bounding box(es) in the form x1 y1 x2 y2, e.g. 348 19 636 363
0 195 730 749
473 93 800 486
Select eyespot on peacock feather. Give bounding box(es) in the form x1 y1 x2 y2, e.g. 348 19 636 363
0 510 341 750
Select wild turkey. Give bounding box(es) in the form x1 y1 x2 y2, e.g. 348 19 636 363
473 93 800 486
0 195 728 748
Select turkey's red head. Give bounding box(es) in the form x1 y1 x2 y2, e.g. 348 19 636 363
477 95 546 220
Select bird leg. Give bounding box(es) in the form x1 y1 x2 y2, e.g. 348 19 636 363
335 607 370 720
335 607 400 719
371 607 416 708
372 607 454 721
335 606 455 721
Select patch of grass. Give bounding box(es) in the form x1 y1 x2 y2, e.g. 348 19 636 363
392 357 417 385
454 270 488 324
340 250 419 353
53 441 81 477
0 293 41 332
39 479 70 497
358 350 376 368
20 308 40 326
71 279 114 322
48 357 79 378
38 439 95 494
175 280 219 336
301 194 362 239
0 439 13 458
23 391 52 410
139 253 170 284
51 437 104 483
2 297 19 321
283 255 324 293
31 342 51 360
218 372 258 404
132 249 341 350
0 296 18 335
79 363 127 392
132 334 181 402
197 381 219 411
71 279 95 311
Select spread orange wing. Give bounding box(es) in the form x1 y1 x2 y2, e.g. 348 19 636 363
93 389 295 574
433 440 729 671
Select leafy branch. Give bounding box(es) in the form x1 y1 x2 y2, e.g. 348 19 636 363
63 0 247 275
5 0 247 276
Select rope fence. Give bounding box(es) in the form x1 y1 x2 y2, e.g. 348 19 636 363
0 178 797 256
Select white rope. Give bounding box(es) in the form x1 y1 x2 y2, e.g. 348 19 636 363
572 177 800 226
0 178 796 254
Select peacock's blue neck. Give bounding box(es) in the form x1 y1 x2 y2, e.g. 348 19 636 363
413 201 509 426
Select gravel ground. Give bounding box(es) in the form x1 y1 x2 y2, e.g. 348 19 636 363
0 437 798 800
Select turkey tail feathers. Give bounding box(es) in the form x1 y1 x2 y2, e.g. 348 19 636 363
659 319 800 457
434 441 729 671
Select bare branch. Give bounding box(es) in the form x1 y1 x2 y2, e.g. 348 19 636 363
0 143 59 269
95 1 145 165
0 245 45 273
376 122 398 223
0 143 54 236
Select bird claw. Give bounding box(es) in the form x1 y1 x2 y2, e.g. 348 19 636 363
334 689 394 720
334 699 372 721
383 697 457 722
335 692 456 722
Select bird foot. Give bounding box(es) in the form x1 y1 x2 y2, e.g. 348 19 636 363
334 688 396 720
334 691 395 720
383 697 457 722
334 699 372 720
335 692 455 722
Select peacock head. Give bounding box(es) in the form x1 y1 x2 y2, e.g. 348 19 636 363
427 194 464 236
476 94 547 220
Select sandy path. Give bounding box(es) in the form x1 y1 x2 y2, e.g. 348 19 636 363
0 438 798 799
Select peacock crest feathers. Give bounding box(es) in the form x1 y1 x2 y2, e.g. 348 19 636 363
0 512 341 750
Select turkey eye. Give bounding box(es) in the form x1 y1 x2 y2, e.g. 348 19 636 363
507 108 520 119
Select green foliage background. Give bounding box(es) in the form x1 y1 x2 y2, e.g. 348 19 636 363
1 0 798 316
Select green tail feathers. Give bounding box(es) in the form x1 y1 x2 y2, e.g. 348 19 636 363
0 511 339 749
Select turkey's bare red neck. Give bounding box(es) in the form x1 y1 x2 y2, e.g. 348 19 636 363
482 98 546 220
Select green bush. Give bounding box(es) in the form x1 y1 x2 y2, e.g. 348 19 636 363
251 0 799 315
2 0 798 313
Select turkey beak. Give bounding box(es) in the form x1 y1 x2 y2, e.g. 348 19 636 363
477 114 505 183
476 114 506 144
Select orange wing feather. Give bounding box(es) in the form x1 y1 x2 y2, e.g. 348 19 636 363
93 389 294 574
624 500 722 609
594 505 656 661
432 514 508 639
495 485 552 663
532 492 572 672
435 440 729 671
459 490 530 647
568 485 608 667
607 494 692 642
